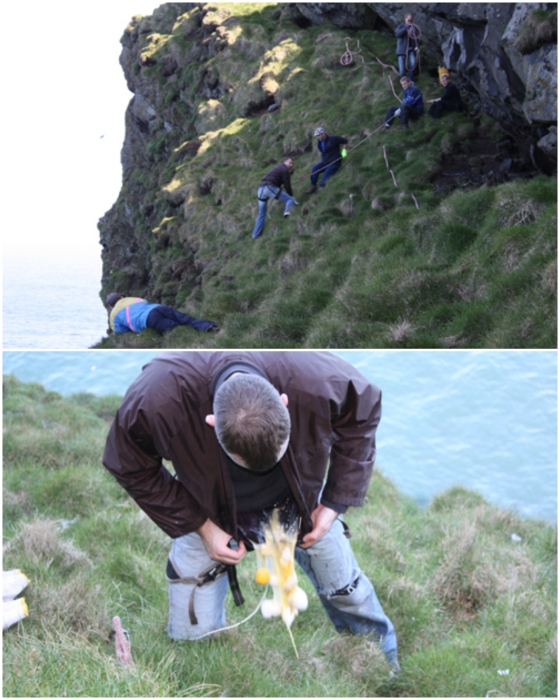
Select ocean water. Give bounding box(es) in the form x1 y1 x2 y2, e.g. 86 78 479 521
2 350 556 523
3 254 107 350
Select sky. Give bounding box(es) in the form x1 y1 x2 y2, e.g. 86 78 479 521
4 1 167 263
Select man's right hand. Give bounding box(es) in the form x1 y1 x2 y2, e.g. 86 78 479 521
196 519 247 564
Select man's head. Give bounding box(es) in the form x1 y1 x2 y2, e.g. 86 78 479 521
405 13 413 24
400 77 412 90
314 126 326 141
106 292 123 308
284 157 294 170
208 374 291 471
441 73 450 86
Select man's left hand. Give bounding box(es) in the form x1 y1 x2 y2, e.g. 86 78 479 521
299 504 339 548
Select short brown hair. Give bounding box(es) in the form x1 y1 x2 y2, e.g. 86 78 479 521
213 374 290 471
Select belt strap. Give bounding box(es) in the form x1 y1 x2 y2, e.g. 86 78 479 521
167 557 244 625
167 557 228 625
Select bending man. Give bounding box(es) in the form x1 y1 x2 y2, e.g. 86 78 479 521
106 293 219 334
252 158 297 239
103 351 399 670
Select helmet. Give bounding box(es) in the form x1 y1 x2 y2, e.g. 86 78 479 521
313 127 325 137
106 292 123 307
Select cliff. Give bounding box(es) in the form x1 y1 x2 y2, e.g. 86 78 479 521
96 3 557 349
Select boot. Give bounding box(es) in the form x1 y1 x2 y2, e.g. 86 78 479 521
306 184 317 195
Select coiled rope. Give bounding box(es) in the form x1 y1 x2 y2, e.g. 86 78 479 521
340 37 363 67
404 24 422 74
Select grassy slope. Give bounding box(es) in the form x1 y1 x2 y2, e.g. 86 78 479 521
3 376 557 697
95 4 557 349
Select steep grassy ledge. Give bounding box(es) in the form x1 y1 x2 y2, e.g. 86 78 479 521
96 4 557 349
3 375 557 696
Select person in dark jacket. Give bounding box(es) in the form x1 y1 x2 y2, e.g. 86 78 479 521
395 12 420 79
252 158 297 239
428 72 463 118
383 77 424 130
306 127 348 194
103 351 399 670
106 293 219 334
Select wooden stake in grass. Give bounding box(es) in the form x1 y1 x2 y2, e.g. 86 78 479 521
112 616 134 668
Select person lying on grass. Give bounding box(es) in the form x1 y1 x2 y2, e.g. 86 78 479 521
105 293 219 335
103 351 400 672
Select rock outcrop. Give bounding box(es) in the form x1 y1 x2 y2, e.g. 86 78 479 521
292 3 557 130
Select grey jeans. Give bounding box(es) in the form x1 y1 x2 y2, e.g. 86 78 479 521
166 518 398 664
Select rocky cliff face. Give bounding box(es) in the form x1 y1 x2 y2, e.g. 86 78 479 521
98 2 557 311
292 4 557 135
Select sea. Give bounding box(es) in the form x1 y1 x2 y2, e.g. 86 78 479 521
3 253 107 350
2 349 557 523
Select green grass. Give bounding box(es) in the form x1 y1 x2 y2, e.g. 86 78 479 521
95 4 557 349
3 376 557 696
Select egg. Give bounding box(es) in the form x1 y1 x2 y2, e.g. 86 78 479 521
289 586 308 611
261 599 280 618
255 568 271 585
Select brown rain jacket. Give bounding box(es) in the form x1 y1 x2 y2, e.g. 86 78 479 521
102 351 382 540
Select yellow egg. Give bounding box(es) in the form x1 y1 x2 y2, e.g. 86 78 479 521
255 567 271 585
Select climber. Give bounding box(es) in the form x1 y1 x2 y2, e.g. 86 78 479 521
252 157 298 239
382 77 424 131
395 13 420 80
105 293 219 335
428 71 463 118
307 127 348 194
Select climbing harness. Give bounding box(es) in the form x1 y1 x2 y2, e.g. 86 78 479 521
167 557 245 626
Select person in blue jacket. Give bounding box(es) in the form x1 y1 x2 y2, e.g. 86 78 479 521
106 293 219 335
306 127 348 194
382 77 424 131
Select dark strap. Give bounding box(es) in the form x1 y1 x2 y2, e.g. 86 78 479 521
226 564 245 607
340 519 352 539
167 557 228 626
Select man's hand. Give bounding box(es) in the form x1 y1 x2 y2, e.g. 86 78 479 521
196 519 247 564
299 504 339 549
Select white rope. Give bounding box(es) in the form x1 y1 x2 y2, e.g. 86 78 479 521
191 587 269 640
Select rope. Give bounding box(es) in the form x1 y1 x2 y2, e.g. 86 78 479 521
373 55 400 76
191 587 269 640
382 146 420 209
291 113 398 185
314 33 331 44
404 23 422 74
340 37 363 67
389 76 403 103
